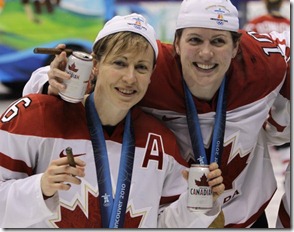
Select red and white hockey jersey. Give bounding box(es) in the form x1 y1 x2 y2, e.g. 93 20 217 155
139 30 290 228
22 30 290 228
0 94 221 228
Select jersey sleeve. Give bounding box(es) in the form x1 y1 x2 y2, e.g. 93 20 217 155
0 96 59 227
265 95 290 146
22 65 51 96
264 30 290 146
0 172 59 227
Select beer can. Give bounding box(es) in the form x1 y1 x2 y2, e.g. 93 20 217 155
187 164 213 211
59 51 93 103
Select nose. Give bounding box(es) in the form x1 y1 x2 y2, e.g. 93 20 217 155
199 42 213 59
122 67 137 84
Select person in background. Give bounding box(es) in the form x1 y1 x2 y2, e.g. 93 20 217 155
243 0 290 33
22 0 291 228
0 13 225 228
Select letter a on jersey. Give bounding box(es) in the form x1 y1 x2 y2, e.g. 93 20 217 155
142 133 163 170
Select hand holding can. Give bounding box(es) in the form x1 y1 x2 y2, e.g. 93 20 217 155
59 51 93 103
187 164 213 211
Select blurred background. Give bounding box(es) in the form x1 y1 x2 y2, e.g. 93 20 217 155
0 0 291 228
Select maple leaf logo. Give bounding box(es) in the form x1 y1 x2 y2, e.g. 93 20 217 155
68 62 79 72
54 191 101 228
187 140 251 191
195 174 209 187
53 191 143 228
221 142 250 190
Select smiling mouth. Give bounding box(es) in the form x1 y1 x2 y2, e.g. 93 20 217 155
116 87 137 95
193 63 217 70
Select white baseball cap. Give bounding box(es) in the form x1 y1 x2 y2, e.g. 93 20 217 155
176 0 239 32
93 13 158 58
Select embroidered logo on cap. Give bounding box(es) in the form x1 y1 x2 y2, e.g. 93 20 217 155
127 16 147 31
207 5 230 26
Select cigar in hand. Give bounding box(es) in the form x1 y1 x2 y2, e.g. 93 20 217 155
33 47 73 55
66 147 76 167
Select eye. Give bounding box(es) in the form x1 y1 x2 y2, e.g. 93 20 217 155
113 60 127 67
135 64 149 74
211 38 226 47
188 37 203 45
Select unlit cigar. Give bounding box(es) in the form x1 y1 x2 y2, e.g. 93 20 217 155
66 147 76 167
33 47 73 55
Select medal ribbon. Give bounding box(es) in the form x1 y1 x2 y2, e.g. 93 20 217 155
183 77 227 165
85 93 135 228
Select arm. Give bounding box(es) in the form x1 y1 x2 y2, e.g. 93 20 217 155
0 129 86 228
0 96 86 227
23 44 95 97
23 44 70 96
253 29 290 146
22 65 51 95
0 131 59 227
264 31 290 228
265 60 290 146
0 175 59 228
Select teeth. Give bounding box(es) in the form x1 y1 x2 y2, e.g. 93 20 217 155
118 88 134 94
197 63 214 70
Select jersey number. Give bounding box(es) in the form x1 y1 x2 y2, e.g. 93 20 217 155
247 31 284 56
1 97 32 123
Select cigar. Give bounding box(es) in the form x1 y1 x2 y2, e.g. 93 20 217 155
33 47 73 55
66 147 76 167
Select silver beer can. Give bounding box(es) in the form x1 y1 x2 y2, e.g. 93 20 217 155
59 51 93 103
187 164 213 211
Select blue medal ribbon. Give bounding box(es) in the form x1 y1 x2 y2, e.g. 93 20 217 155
85 93 135 228
183 77 227 165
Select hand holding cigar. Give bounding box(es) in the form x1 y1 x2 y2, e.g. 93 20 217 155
33 47 73 55
66 147 76 167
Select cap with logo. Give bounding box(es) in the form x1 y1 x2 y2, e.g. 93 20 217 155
176 0 239 32
93 13 158 58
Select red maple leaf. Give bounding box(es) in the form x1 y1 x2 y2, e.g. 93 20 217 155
55 192 101 228
54 191 143 228
187 141 250 190
195 174 209 187
68 63 79 72
220 143 250 190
